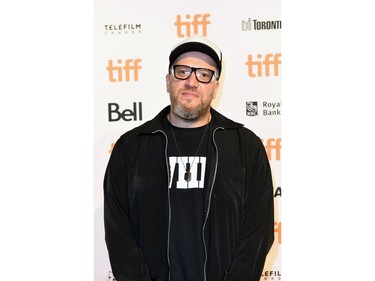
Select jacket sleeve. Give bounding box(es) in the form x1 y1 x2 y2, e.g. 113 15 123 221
224 138 275 281
103 139 151 281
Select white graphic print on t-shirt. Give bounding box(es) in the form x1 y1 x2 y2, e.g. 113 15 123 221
168 156 206 189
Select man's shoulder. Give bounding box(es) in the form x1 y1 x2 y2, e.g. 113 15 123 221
116 106 169 142
211 110 262 145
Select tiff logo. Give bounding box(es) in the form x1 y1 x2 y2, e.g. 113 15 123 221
261 138 281 161
175 14 211 37
274 221 282 244
106 59 142 82
246 53 281 77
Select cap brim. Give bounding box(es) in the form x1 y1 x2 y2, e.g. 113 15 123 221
168 35 222 78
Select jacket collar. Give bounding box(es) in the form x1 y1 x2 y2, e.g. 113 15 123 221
137 105 243 135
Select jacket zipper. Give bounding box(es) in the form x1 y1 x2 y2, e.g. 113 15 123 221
154 127 223 281
152 130 171 281
202 127 223 281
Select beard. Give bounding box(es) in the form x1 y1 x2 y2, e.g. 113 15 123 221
172 100 203 121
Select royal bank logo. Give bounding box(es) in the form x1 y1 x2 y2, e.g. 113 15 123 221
246 101 281 116
242 18 282 31
104 23 142 35
246 101 258 116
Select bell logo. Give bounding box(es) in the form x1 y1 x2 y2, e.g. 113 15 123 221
175 14 211 37
246 53 281 77
108 102 143 122
106 58 142 82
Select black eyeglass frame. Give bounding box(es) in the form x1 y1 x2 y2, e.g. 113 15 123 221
170 64 218 83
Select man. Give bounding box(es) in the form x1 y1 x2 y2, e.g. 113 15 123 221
104 35 274 281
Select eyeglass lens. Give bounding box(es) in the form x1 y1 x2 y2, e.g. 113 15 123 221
173 65 215 83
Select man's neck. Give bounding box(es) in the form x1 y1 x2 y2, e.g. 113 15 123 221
168 111 211 128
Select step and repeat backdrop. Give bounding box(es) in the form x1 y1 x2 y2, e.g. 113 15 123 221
94 0 281 280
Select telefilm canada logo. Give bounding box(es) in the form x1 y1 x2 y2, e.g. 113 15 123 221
104 23 142 35
246 101 281 116
241 18 282 31
108 270 281 281
261 270 282 280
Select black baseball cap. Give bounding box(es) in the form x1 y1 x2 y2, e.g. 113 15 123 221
168 34 222 79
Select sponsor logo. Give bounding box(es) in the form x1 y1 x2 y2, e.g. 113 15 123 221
106 59 142 82
108 102 143 122
104 23 142 35
261 270 282 280
262 101 281 116
274 221 282 244
246 101 281 116
261 138 281 161
246 101 258 116
246 53 281 77
274 186 281 198
242 18 282 31
175 13 211 37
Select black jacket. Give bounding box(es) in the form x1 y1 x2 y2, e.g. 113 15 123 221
104 106 274 281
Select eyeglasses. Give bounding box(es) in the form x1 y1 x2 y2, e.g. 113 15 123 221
171 65 217 83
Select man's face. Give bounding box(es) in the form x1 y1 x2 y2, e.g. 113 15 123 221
166 51 219 122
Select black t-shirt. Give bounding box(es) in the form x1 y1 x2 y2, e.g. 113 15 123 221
164 117 211 281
